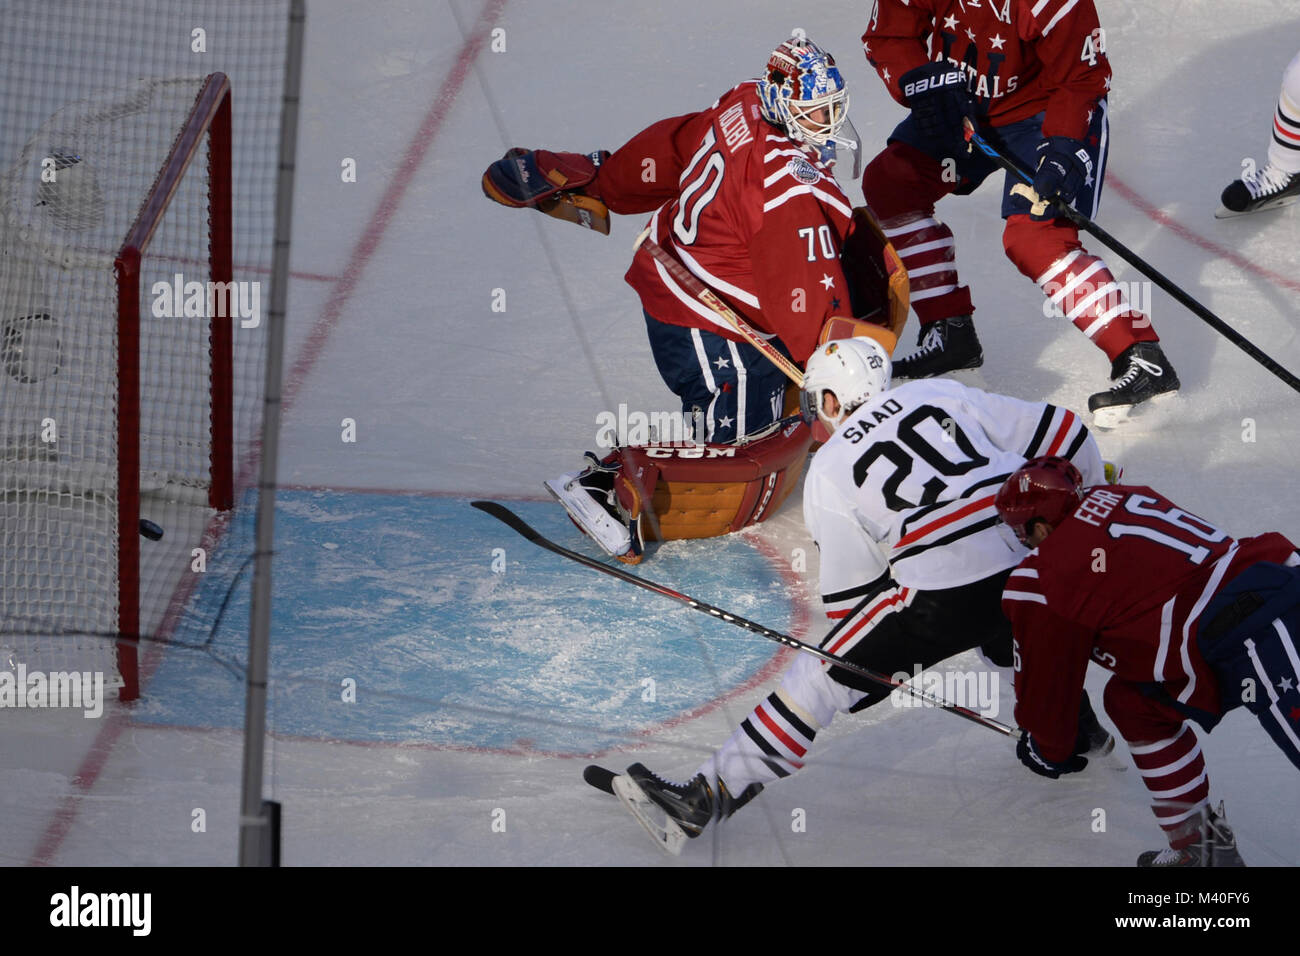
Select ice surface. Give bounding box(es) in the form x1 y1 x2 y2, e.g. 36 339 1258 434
3 0 1299 868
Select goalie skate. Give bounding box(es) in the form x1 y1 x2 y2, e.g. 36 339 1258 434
543 454 643 563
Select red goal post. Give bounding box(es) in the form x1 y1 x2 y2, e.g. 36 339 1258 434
113 72 234 700
0 72 235 702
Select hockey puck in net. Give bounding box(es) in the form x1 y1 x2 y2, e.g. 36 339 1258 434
139 518 164 541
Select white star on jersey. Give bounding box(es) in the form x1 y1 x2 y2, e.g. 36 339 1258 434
943 14 958 29
966 27 977 42
990 33 1005 50
718 415 733 431
820 274 835 290
714 355 730 370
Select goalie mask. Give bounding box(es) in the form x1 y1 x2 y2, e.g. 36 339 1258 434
995 456 1085 545
758 37 852 151
800 337 892 432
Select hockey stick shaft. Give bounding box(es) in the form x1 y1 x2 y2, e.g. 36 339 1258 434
472 499 1018 737
635 230 805 387
963 125 1300 395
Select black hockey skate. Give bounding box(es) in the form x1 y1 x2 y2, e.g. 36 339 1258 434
610 762 761 856
1137 804 1245 867
1217 162 1300 218
1087 341 1180 428
891 315 983 379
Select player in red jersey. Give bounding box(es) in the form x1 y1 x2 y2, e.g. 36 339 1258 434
484 37 895 561
485 36 860 444
995 456 1300 866
861 0 1180 426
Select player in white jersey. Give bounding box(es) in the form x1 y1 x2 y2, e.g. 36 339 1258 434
610 338 1111 852
1219 48 1300 216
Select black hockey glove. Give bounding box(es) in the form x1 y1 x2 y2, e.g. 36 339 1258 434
1032 136 1093 208
1017 731 1088 779
900 62 975 149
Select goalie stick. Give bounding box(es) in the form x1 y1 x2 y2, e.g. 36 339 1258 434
634 229 806 388
471 499 1017 738
963 123 1300 397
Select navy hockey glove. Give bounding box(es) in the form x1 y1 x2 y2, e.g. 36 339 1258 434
900 62 975 148
1032 136 1093 208
1017 731 1088 779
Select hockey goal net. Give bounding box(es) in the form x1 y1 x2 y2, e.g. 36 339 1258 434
0 73 235 701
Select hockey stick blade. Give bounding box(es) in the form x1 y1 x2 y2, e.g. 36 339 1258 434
583 764 618 795
472 499 543 542
471 500 1019 738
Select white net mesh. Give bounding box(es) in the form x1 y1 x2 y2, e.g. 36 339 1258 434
0 2 287 696
0 77 216 688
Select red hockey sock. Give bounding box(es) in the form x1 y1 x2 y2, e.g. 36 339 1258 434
1105 678 1213 849
1128 724 1211 848
862 142 972 325
878 212 974 324
1004 215 1158 361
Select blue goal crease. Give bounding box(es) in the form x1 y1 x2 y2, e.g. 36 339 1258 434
138 492 797 753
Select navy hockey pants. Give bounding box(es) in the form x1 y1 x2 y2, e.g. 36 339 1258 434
1199 561 1300 772
642 312 792 443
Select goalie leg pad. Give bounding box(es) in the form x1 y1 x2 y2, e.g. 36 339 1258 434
617 421 813 542
840 206 910 339
818 316 898 356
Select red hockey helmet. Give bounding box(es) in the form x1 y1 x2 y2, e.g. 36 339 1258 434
995 456 1084 545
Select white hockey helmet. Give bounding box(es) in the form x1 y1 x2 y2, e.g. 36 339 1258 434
800 337 892 432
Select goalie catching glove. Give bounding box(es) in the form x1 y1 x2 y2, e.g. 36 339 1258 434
482 147 612 234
